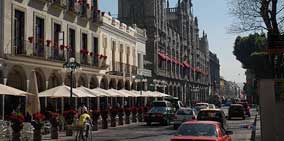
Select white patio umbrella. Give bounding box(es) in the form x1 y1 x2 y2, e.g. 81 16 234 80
108 89 132 97
119 89 141 97
26 70 41 115
92 88 122 97
38 85 94 98
77 86 108 97
0 84 31 120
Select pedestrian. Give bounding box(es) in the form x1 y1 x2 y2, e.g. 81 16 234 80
78 107 91 140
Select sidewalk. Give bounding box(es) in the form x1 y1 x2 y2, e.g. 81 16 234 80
255 115 261 141
42 121 141 140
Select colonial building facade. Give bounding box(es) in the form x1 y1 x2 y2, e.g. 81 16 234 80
209 51 220 95
118 0 210 104
0 0 147 110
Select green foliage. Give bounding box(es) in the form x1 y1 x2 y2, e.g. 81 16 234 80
233 33 267 69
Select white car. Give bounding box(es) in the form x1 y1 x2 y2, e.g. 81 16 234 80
173 108 197 129
195 103 209 112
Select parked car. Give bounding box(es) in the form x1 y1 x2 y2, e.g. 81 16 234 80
237 102 251 117
208 104 216 109
171 121 233 141
164 96 185 110
144 106 175 125
151 100 173 108
197 109 228 130
228 104 245 120
173 108 197 129
194 103 209 112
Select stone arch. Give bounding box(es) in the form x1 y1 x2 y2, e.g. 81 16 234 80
109 78 117 89
64 73 76 88
78 73 88 87
131 81 137 90
48 71 62 88
7 65 27 91
100 76 109 89
125 80 131 90
117 79 124 90
89 76 99 89
33 68 46 92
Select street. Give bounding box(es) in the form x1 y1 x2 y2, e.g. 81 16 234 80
89 108 257 141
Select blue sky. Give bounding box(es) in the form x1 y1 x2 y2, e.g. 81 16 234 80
99 0 246 83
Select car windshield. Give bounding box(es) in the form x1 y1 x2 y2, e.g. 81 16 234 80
149 107 167 113
176 109 193 115
152 102 167 107
177 124 218 137
197 111 223 122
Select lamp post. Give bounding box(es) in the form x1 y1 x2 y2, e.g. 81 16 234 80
63 57 80 105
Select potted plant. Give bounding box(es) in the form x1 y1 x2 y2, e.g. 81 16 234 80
131 107 138 123
137 107 144 122
110 108 117 127
118 108 124 125
101 109 109 129
31 113 46 141
124 107 131 124
63 109 77 136
48 111 60 139
8 112 24 141
91 109 100 131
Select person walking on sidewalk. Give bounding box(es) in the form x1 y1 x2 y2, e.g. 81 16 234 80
78 107 92 140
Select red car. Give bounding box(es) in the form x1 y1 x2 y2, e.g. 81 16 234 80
171 121 233 141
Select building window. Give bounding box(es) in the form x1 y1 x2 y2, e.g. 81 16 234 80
68 28 76 58
138 53 142 69
133 48 136 66
35 17 45 57
14 10 25 55
119 44 123 71
53 23 61 59
81 33 88 64
103 37 107 55
93 37 99 65
112 40 116 71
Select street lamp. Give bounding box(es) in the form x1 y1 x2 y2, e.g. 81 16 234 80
63 57 80 104
132 71 143 95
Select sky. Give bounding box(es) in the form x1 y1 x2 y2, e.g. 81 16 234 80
99 0 246 83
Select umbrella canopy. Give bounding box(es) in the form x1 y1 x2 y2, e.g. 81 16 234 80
26 71 41 114
92 88 121 97
76 86 108 97
108 89 132 97
38 85 94 98
0 84 31 96
155 91 171 97
119 89 141 97
137 91 158 97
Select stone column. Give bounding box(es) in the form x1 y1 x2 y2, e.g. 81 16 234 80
45 81 49 108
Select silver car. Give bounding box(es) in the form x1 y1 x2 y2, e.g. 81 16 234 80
173 108 197 129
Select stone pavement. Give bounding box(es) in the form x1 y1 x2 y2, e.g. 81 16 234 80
255 115 261 141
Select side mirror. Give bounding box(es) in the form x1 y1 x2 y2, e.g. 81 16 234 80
225 131 233 135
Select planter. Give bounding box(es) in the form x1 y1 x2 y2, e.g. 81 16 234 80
125 114 130 124
33 129 42 141
102 119 108 129
65 125 73 136
132 113 137 123
12 131 21 141
92 120 98 131
110 116 116 127
138 112 143 122
51 126 58 139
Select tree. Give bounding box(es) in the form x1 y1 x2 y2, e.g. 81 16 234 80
229 0 284 36
233 33 273 77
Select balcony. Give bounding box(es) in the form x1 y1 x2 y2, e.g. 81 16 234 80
50 0 67 9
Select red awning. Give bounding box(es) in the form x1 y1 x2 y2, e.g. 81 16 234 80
158 52 167 60
183 61 190 68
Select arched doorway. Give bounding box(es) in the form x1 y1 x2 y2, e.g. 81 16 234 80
6 65 27 114
64 73 76 88
125 80 131 90
7 65 27 91
48 71 62 89
109 78 117 89
117 79 124 90
78 74 88 87
131 81 137 90
34 68 46 92
100 76 108 89
89 76 98 89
